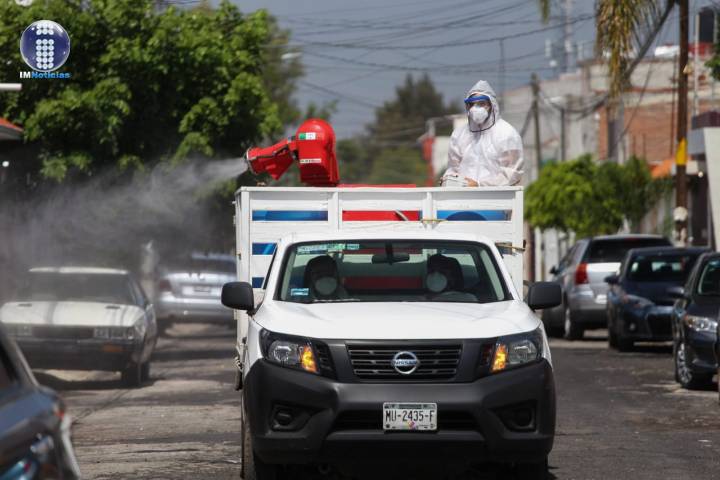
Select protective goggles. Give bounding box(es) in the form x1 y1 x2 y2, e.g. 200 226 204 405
464 95 491 109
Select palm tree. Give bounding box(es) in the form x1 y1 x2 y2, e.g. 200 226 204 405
538 0 675 98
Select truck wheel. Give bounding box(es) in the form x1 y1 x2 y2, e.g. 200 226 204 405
242 417 278 480
675 341 713 390
563 307 583 340
121 361 142 388
513 456 548 479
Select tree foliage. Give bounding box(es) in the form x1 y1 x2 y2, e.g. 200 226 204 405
526 155 670 237
0 0 297 180
336 73 453 185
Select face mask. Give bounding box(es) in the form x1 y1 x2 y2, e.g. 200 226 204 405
314 276 338 296
468 105 489 126
427 272 448 293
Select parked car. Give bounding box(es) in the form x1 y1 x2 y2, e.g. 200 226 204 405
670 252 720 390
155 252 236 331
0 267 157 388
542 235 672 339
605 247 708 351
0 323 81 479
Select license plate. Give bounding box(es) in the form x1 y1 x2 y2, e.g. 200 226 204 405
383 403 436 431
193 286 211 293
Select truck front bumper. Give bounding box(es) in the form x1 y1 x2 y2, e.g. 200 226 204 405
243 359 555 468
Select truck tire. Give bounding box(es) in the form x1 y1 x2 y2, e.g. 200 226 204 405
563 306 583 340
242 417 278 480
513 456 548 479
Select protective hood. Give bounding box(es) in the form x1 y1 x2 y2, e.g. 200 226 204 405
443 78 524 186
466 80 501 126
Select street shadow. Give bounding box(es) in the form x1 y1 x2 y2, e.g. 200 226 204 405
33 370 160 391
283 463 558 480
621 344 673 355
151 347 235 362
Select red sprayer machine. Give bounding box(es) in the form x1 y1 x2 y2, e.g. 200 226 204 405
246 118 339 187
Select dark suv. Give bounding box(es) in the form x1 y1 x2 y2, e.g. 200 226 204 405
671 252 720 390
605 247 707 351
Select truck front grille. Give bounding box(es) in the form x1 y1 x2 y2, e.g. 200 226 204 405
347 344 462 381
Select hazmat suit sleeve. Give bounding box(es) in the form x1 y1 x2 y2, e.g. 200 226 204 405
444 128 464 177
474 125 524 186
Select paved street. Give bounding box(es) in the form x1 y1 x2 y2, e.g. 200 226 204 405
33 325 720 480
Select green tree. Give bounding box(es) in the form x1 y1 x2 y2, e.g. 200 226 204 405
368 147 428 186
526 155 670 237
337 74 453 185
0 0 297 180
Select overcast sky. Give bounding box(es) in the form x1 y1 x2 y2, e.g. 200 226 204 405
228 0 715 139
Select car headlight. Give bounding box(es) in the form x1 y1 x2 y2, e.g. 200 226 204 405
93 327 110 339
621 294 654 309
683 315 718 333
260 330 318 374
95 322 142 341
491 328 544 373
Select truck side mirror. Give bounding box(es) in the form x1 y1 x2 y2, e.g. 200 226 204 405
604 274 619 285
667 285 686 299
526 282 562 310
221 282 255 311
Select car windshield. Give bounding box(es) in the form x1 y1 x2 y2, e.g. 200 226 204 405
277 240 510 304
697 259 720 296
626 254 698 283
19 272 135 304
587 238 670 263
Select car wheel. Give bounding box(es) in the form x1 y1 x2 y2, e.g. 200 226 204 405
158 320 172 336
616 335 634 352
563 306 583 340
141 362 151 382
675 340 713 390
121 361 142 388
513 456 548 479
608 325 618 349
242 414 279 480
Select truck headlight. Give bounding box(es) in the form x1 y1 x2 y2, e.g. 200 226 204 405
260 330 318 374
491 328 543 373
683 315 718 333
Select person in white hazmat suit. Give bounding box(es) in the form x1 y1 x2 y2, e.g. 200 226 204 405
441 80 524 187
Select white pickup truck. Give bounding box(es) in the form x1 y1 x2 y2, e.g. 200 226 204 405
222 186 561 479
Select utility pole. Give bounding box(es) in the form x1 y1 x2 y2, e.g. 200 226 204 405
563 0 573 73
528 73 542 282
560 101 567 162
676 0 689 246
499 39 506 107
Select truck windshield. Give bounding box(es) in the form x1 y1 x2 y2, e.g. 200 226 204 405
277 241 510 304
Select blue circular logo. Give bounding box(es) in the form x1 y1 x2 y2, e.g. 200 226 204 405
19 20 71 72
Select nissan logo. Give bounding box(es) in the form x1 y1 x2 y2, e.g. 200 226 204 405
391 351 419 375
